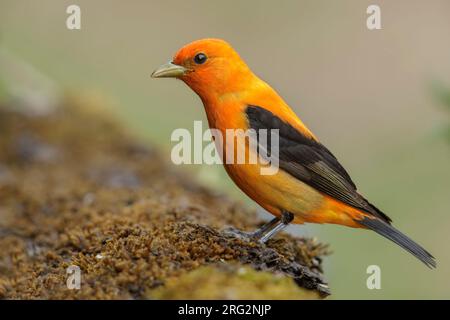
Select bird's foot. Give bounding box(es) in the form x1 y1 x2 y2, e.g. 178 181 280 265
223 211 294 244
222 227 261 243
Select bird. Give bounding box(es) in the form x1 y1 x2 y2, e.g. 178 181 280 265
151 38 436 268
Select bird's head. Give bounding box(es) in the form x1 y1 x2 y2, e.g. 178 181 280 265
152 38 254 100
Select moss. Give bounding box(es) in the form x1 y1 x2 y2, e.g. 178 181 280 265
150 265 320 300
0 94 329 299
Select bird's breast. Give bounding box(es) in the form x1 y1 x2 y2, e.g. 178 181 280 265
201 96 325 222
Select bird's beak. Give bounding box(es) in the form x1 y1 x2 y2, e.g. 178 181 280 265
151 62 188 78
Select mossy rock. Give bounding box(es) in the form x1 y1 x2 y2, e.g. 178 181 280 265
150 265 321 299
0 94 329 299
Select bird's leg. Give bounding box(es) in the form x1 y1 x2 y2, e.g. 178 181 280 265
251 211 294 243
223 211 294 243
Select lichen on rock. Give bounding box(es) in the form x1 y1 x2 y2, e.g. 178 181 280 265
0 95 330 299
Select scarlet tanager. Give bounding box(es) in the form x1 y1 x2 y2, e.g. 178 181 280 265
152 38 435 268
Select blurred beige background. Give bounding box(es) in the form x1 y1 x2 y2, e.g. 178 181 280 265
1 0 449 299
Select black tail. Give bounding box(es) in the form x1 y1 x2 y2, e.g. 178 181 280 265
358 217 436 269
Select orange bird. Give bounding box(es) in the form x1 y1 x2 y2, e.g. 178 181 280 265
152 38 436 268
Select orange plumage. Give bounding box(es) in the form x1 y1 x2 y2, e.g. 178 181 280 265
152 38 435 268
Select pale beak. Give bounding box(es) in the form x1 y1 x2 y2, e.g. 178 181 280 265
151 62 188 78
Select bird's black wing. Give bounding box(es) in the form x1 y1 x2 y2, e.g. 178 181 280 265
245 105 391 223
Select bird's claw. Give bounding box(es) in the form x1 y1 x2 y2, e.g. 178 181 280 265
222 226 264 243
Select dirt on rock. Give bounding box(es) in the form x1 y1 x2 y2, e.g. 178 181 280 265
0 95 329 299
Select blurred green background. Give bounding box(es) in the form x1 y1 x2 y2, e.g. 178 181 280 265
1 0 449 299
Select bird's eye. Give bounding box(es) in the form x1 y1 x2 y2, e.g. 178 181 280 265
194 53 207 65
